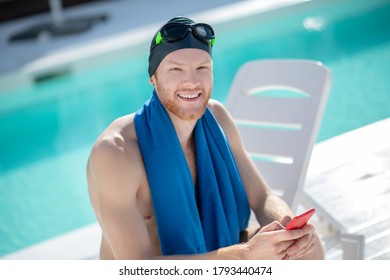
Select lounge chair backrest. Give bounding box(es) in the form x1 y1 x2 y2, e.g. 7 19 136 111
225 59 332 212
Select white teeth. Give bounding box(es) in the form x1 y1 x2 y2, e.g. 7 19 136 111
178 93 200 99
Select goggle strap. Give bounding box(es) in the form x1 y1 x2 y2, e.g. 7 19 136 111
155 31 163 45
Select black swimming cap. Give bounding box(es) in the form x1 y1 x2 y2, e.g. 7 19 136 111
148 16 213 77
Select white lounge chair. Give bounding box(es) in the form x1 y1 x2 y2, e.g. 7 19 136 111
225 59 331 212
225 59 364 259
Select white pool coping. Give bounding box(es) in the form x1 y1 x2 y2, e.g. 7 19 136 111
307 118 390 177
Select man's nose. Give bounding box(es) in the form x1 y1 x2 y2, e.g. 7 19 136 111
182 70 200 87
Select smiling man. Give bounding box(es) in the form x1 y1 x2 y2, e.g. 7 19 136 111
86 16 325 260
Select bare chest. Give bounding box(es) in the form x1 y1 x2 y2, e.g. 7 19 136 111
136 147 197 255
136 181 161 255
184 149 198 187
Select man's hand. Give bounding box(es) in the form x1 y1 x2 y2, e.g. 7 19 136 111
242 221 306 260
283 223 318 260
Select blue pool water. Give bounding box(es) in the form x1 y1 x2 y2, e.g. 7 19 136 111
1 0 390 256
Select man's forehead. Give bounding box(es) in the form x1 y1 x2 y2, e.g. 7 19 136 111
163 49 212 65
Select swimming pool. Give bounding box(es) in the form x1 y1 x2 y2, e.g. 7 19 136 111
1 0 390 257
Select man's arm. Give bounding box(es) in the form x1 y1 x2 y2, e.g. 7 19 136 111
208 100 324 259
87 134 154 259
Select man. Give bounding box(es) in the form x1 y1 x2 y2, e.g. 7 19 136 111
87 16 324 260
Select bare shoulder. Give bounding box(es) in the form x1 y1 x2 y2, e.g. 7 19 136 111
207 99 242 149
87 113 144 195
89 114 138 164
207 99 231 124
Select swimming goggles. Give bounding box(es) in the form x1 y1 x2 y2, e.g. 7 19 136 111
155 22 215 47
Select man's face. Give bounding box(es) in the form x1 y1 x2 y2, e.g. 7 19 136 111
150 48 213 121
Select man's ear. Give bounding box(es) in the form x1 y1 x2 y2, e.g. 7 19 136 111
149 74 156 86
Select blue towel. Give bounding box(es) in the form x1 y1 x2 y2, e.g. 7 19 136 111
134 90 250 255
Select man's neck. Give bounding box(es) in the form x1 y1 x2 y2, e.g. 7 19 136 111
168 112 197 151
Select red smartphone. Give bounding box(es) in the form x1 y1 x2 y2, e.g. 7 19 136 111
285 208 315 230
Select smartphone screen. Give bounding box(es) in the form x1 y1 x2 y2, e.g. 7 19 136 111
285 208 315 230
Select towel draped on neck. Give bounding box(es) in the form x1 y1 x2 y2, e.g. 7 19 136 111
134 90 250 255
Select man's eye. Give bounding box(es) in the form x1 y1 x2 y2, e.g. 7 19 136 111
170 67 181 71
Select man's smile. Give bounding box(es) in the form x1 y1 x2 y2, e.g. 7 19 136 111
177 92 202 100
